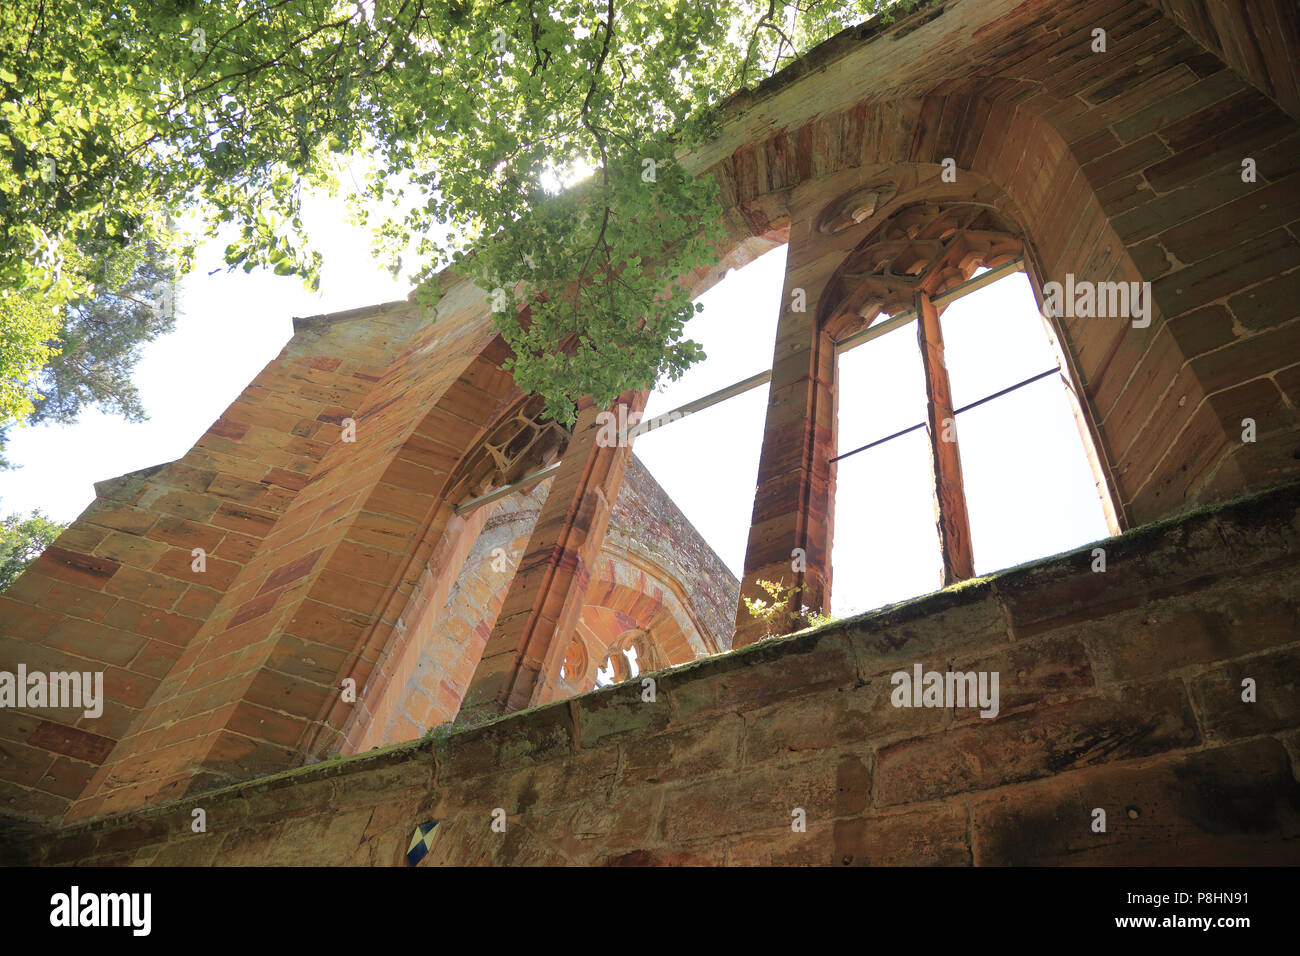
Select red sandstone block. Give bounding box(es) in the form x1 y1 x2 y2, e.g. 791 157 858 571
103 600 202 647
32 546 120 589
28 720 116 764
34 754 99 801
227 588 285 630
1146 109 1293 195
172 586 221 621
660 747 870 842
1112 173 1248 246
227 700 309 749
194 434 246 459
1191 317 1300 397
126 639 185 680
305 355 343 373
829 805 971 866
1110 68 1244 143
327 539 406 587
1108 362 1202 477
312 568 390 618
261 467 310 492
315 405 351 425
191 450 269 481
158 463 219 495
951 634 1096 723
574 682 671 748
1097 173 1155 212
244 667 334 722
257 547 327 596
93 531 172 570
875 680 1199 807
0 632 91 677
848 583 1009 674
151 546 240 591
211 501 278 537
1189 646 1300 744
102 565 188 609
1 734 55 787
0 568 54 605
152 490 220 522
437 703 574 786
970 738 1300 865
1162 177 1300 266
42 579 118 622
1165 303 1235 358
1081 134 1170 188
1276 364 1300 409
296 384 358 408
1227 268 1300 333
669 630 857 721
620 715 745 787
212 529 261 563
434 679 463 718
415 405 489 450
44 618 144 668
149 515 226 553
98 665 161 712
1160 86 1277 155
206 473 274 507
365 481 435 525
1092 318 1176 425
266 633 349 688
182 650 251 693
748 678 944 763
284 598 373 651
1208 377 1291 437
84 502 158 536
208 418 249 441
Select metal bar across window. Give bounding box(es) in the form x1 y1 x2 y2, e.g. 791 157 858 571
627 368 772 439
829 367 1059 464
456 257 1028 515
454 461 560 515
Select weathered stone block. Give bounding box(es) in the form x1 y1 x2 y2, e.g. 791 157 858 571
875 680 1199 806
971 738 1300 865
1189 646 1300 743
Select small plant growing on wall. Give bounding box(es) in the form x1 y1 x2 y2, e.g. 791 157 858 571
742 579 836 638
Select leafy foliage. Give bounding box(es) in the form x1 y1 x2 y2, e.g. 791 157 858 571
0 509 64 592
29 236 177 426
0 226 176 466
742 577 833 637
1 0 917 424
0 273 60 426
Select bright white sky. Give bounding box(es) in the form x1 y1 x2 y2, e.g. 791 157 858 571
634 247 1112 616
0 187 1111 621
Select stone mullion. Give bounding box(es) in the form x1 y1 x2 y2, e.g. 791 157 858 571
460 390 647 719
734 226 838 647
915 290 976 584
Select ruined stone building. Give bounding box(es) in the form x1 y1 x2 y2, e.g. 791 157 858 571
2 0 1299 865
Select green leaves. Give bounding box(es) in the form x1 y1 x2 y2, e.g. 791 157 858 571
0 0 910 426
0 510 66 592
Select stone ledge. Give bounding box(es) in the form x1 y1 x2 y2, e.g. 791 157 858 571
3 478 1299 865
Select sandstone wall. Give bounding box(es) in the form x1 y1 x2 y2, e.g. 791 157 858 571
8 480 1298 865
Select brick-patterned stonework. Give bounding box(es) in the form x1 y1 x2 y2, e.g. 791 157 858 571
343 459 737 752
2 0 1299 838
705 0 1300 641
5 480 1298 865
